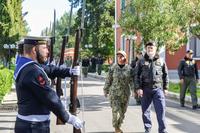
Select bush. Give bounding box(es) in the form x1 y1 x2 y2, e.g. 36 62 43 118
102 64 110 72
0 68 13 103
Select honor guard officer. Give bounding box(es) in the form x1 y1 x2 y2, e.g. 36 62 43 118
134 42 169 133
178 49 200 109
15 39 79 80
14 36 83 133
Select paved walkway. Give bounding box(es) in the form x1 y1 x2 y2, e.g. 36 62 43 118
0 73 199 133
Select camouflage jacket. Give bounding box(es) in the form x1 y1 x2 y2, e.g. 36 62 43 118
103 64 134 97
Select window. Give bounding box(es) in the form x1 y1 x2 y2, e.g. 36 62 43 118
121 0 126 12
189 36 200 58
120 35 126 51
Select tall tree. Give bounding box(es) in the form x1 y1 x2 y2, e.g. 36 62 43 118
74 0 115 59
119 0 200 52
41 12 77 59
0 0 27 64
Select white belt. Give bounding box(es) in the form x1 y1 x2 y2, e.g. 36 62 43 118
17 114 50 122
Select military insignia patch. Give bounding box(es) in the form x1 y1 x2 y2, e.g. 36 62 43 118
155 61 161 65
145 61 149 65
38 75 46 86
192 60 195 64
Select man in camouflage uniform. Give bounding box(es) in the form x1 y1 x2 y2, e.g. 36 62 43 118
135 42 169 133
103 50 134 133
178 49 200 109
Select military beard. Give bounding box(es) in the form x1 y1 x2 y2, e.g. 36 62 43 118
147 52 155 59
36 50 45 64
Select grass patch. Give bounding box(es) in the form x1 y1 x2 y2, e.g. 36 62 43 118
169 82 200 98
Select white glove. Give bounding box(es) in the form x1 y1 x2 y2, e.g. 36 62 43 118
67 113 84 129
70 66 80 76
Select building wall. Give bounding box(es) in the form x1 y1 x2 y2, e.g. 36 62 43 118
116 0 132 64
166 45 200 69
64 48 74 60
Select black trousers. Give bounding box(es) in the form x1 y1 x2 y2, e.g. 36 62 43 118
15 117 50 133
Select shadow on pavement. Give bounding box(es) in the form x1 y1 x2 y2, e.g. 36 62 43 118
166 110 200 133
0 120 16 123
65 81 104 88
0 115 16 117
74 95 109 112
164 100 200 133
166 99 200 115
74 95 141 112
0 127 14 131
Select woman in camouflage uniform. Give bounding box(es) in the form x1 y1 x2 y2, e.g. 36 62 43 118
103 50 134 133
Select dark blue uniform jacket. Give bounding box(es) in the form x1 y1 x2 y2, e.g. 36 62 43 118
14 57 70 123
134 54 169 90
178 57 199 79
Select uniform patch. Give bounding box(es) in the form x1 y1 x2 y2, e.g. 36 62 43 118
38 75 46 86
192 60 195 65
145 61 149 65
155 61 161 66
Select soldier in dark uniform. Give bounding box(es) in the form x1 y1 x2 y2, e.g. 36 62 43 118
178 49 200 109
82 56 90 77
90 55 96 72
134 42 169 133
14 36 83 133
131 51 143 105
96 53 104 75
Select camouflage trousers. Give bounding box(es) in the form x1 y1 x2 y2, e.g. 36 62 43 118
110 95 129 128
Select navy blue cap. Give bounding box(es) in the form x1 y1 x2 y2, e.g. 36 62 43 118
145 41 156 47
186 49 193 54
24 36 49 45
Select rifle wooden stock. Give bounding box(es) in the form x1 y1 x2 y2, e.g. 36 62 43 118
49 37 55 63
56 35 68 125
70 29 82 133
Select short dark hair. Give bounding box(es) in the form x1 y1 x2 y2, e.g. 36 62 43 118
17 41 24 55
145 41 156 47
23 44 35 54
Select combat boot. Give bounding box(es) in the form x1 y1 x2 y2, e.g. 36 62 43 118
192 104 200 110
115 128 123 133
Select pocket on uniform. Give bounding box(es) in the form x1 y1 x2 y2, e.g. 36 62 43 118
156 70 162 75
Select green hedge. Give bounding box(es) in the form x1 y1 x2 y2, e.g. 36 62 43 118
0 68 13 103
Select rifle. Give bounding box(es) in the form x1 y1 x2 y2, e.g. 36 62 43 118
49 9 56 64
49 36 55 63
56 35 68 124
69 29 82 133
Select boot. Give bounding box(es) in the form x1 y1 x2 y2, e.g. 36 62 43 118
115 128 123 133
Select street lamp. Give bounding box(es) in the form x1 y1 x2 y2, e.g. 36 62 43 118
85 44 92 49
126 35 137 63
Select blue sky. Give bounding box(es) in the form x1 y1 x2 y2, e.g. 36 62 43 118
22 0 71 36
